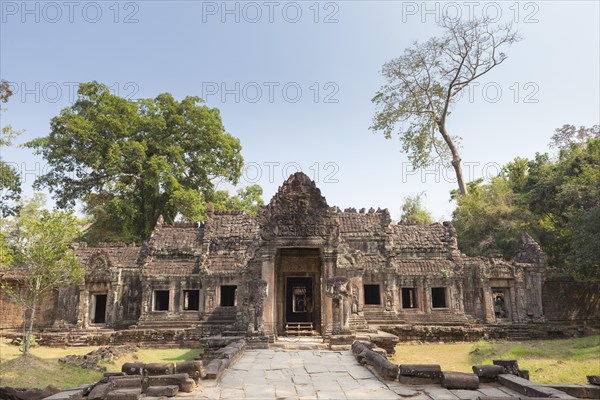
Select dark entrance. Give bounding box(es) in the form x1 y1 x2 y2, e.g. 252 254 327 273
275 248 322 335
364 284 381 305
92 294 107 324
286 277 313 324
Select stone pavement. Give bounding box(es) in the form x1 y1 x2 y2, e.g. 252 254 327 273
178 349 527 400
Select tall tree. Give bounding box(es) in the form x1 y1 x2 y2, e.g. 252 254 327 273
26 82 246 242
371 17 520 195
1 79 23 217
0 195 83 356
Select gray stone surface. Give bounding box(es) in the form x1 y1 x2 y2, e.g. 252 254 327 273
178 349 539 400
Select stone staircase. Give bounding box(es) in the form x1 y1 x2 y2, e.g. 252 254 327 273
196 306 243 337
134 317 200 330
363 306 403 327
348 313 372 332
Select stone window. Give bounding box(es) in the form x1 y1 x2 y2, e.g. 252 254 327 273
401 288 418 309
431 287 447 308
220 285 237 307
183 290 200 311
153 290 170 311
363 284 381 305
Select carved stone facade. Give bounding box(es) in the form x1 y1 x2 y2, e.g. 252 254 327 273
1 173 560 338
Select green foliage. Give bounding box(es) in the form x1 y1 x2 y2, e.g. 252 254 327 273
452 131 600 279
400 192 433 225
452 177 533 258
0 79 23 217
210 184 264 214
26 82 246 242
1 195 84 355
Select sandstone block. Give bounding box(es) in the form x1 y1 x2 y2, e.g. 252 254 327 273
121 362 143 376
106 388 141 400
145 385 179 397
441 372 480 390
144 362 174 376
176 361 206 381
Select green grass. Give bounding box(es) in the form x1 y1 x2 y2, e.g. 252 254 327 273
0 339 201 389
391 335 600 384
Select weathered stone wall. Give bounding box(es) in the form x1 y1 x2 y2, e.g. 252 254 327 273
0 286 59 329
542 277 600 324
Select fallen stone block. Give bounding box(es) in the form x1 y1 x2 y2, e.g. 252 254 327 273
176 361 206 382
517 369 529 380
144 362 174 376
88 383 113 400
498 374 576 398
145 385 179 397
351 340 374 357
0 386 61 400
108 375 142 389
544 384 600 399
106 388 142 400
204 359 223 380
493 360 520 375
399 364 442 383
121 362 144 376
472 364 505 381
361 349 398 380
147 374 195 393
588 375 600 386
441 372 480 390
44 387 87 400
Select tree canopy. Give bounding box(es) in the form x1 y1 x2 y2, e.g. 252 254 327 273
372 17 520 195
452 126 600 279
26 82 248 242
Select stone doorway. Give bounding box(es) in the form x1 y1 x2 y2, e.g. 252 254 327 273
275 248 322 335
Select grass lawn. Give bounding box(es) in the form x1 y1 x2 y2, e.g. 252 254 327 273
391 335 600 384
0 338 201 389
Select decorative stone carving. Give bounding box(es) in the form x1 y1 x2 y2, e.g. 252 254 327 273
244 279 267 332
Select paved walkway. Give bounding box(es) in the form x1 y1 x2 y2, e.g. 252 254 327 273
182 349 403 399
180 348 528 400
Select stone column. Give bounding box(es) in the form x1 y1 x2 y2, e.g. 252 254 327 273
326 276 350 335
261 250 275 336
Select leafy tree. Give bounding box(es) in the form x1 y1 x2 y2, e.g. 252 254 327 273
1 79 23 217
400 192 433 225
371 17 520 195
211 184 264 214
452 177 533 258
26 82 246 242
524 137 600 278
452 130 600 279
0 195 83 356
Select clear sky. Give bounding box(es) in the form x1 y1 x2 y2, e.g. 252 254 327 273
1 1 599 221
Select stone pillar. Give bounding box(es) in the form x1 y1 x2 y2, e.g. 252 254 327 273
326 276 350 335
261 250 275 336
76 285 88 327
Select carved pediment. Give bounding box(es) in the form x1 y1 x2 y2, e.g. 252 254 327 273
86 251 112 282
266 172 329 217
259 173 337 240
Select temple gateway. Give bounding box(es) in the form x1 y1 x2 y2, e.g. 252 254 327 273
3 172 596 344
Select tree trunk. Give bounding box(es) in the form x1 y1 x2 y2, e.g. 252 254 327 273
437 123 468 195
24 278 40 356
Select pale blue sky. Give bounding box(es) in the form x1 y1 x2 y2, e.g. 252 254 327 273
1 1 599 221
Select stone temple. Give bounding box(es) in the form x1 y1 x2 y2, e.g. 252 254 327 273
1 173 598 344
